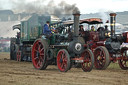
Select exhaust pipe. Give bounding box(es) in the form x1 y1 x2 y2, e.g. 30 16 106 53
109 13 116 36
73 8 80 37
68 8 84 55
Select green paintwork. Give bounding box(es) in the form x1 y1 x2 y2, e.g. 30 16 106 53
20 14 51 42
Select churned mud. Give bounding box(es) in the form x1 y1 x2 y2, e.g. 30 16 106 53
0 52 128 85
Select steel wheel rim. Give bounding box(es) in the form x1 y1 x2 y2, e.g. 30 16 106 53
95 49 105 69
57 50 68 72
32 40 45 69
81 50 92 71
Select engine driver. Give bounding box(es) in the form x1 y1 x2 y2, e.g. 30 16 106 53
43 21 52 35
43 21 55 45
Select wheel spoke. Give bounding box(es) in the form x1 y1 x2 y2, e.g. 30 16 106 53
40 48 44 52
34 49 38 52
89 62 91 67
63 60 67 65
100 51 102 56
37 60 41 67
61 63 64 69
34 56 38 60
40 53 44 56
63 56 67 62
84 57 89 63
63 64 67 69
62 52 65 59
39 44 43 52
86 62 88 67
39 44 41 49
124 61 126 67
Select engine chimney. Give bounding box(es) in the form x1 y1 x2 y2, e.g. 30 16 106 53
73 8 80 37
109 13 116 36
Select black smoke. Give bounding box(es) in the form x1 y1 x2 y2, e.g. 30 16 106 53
8 0 78 17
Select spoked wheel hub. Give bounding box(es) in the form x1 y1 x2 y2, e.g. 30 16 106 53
36 51 40 58
59 58 63 63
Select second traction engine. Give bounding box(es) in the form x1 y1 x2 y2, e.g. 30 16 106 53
105 13 123 53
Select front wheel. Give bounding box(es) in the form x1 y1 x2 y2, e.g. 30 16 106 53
81 49 94 72
57 49 70 72
118 48 128 70
94 46 110 70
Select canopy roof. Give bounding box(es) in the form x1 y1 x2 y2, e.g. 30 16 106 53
80 18 102 24
62 18 102 25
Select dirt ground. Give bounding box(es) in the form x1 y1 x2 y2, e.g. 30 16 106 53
0 52 128 85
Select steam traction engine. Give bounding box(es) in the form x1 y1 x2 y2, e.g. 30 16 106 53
81 13 128 70
32 11 94 72
10 11 94 72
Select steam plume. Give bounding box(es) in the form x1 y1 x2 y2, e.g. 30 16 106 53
99 9 109 24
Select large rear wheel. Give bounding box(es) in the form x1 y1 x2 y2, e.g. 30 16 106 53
57 49 70 72
118 49 128 70
94 46 110 70
32 39 48 70
81 49 94 72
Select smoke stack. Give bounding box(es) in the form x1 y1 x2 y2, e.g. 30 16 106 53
73 8 80 37
109 13 116 36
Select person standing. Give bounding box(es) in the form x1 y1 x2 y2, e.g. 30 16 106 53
79 25 84 33
79 25 85 36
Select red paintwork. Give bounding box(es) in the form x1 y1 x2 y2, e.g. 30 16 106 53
57 50 68 72
96 41 105 46
71 57 84 61
123 32 128 43
81 50 93 72
17 49 21 61
94 47 106 69
80 18 128 69
89 32 99 42
32 40 45 69
57 49 94 72
85 30 128 69
86 32 105 51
